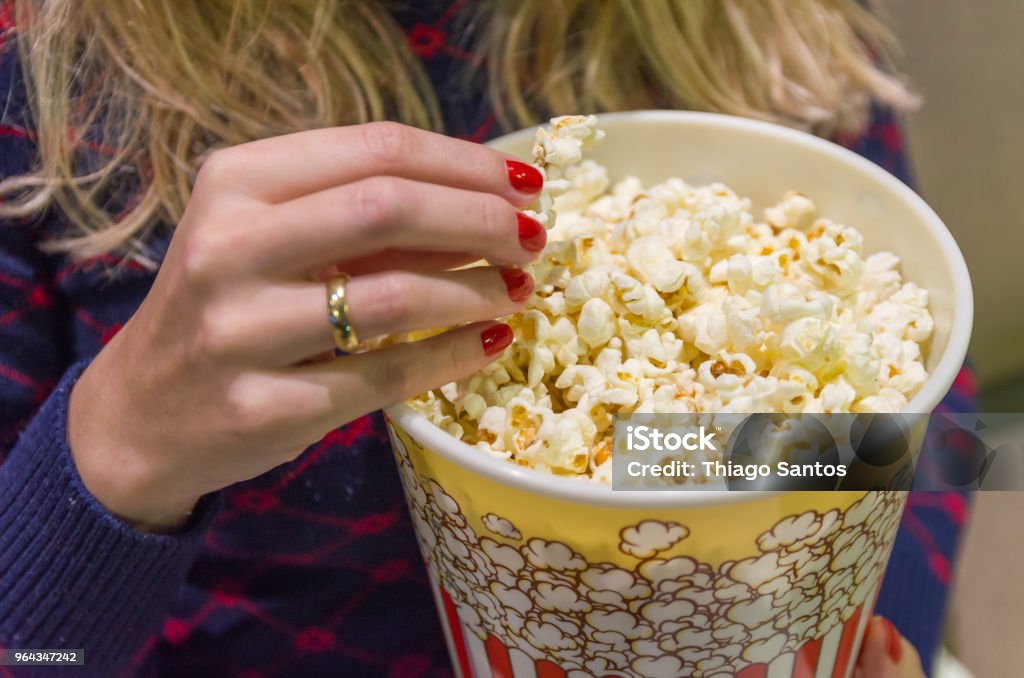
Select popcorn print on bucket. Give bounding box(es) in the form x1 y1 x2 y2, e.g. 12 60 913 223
388 428 903 678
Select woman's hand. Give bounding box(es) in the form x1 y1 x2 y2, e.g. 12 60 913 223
854 616 926 678
68 122 545 532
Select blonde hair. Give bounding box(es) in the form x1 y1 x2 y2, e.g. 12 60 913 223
1 0 916 266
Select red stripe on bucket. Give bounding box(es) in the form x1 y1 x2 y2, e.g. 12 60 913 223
535 659 566 678
793 636 822 678
440 589 474 678
485 634 514 678
736 663 768 678
832 606 863 678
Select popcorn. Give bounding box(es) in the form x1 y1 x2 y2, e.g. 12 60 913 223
765 191 817 231
564 268 611 307
410 116 934 480
760 284 834 327
529 115 607 228
798 221 865 294
678 301 729 355
579 298 616 348
868 282 934 343
778 317 840 371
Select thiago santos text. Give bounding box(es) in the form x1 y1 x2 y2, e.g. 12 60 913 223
623 425 848 480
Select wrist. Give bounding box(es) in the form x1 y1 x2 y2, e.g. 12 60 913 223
67 365 200 534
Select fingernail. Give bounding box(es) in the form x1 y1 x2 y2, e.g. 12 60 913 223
500 268 534 302
506 160 543 194
880 618 902 664
481 323 514 356
517 212 546 252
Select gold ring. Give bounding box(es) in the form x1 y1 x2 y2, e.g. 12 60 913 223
326 274 360 352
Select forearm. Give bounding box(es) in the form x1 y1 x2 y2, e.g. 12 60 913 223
0 362 219 674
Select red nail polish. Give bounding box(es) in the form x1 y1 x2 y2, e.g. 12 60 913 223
480 323 513 356
500 268 534 302
880 618 902 664
506 160 543 194
517 212 546 252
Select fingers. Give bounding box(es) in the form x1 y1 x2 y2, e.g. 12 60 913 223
288 321 514 427
321 250 481 277
252 177 547 274
345 266 533 340
201 122 543 206
853 617 925 678
227 267 531 366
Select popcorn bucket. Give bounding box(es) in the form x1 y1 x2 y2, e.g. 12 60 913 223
384 111 972 677
387 415 906 678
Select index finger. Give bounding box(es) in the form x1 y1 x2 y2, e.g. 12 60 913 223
205 121 543 205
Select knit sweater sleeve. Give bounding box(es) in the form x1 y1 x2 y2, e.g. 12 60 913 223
0 33 216 676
